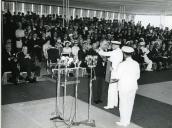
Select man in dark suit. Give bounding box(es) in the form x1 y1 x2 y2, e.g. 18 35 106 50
78 42 88 67
2 41 20 84
149 43 163 70
27 33 42 62
87 41 106 104
17 46 41 82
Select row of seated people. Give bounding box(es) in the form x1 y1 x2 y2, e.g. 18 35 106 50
133 39 172 71
2 37 82 84
2 37 172 85
2 41 41 84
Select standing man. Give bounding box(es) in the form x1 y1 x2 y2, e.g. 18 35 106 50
88 41 106 104
98 41 123 109
116 46 140 127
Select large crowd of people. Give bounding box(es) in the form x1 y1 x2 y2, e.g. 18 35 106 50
2 9 172 127
2 10 172 84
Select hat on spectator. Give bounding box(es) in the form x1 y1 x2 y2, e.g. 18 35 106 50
111 41 121 45
64 41 71 46
122 46 134 53
139 42 145 46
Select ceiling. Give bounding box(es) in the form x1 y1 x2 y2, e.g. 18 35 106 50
5 0 172 15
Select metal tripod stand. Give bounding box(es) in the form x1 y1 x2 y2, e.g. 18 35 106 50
79 66 96 127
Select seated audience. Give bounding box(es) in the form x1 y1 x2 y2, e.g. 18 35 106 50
149 43 163 70
167 43 172 67
139 42 153 71
17 46 41 82
62 41 72 56
2 10 172 83
43 39 52 59
71 40 80 59
2 41 20 84
78 41 89 67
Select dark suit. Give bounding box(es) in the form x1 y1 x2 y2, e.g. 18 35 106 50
2 50 19 81
87 48 106 102
78 49 88 67
133 48 144 63
17 52 41 78
149 48 163 70
47 47 60 63
27 38 42 62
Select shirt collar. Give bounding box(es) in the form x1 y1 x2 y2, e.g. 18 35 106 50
126 57 132 61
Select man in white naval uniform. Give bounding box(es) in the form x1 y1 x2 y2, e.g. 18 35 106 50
116 46 140 127
98 41 123 109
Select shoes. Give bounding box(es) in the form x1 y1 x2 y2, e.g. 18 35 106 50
94 100 102 104
104 106 114 109
116 122 129 127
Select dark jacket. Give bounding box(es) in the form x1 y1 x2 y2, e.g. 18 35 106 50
2 49 18 71
87 48 106 77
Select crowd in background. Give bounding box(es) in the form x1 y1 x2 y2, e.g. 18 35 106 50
2 10 172 84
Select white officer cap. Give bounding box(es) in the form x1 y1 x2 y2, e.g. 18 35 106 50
122 46 134 53
111 41 121 45
139 42 145 46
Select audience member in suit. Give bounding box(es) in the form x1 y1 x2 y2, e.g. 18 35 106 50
2 41 20 84
167 44 172 66
17 46 41 82
27 33 42 62
78 41 88 67
159 43 168 69
149 43 163 70
47 43 60 63
87 41 106 104
38 32 47 48
132 45 144 64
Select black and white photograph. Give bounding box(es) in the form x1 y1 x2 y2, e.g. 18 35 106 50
1 0 172 128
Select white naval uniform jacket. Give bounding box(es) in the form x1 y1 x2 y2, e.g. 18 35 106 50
116 57 140 92
98 48 123 79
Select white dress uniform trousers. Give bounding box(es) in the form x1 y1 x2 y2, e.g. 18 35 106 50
116 57 140 124
99 48 123 107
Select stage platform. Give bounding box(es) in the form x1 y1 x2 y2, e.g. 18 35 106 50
2 69 172 128
2 96 142 128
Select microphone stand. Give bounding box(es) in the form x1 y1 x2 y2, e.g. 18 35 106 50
79 66 96 127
